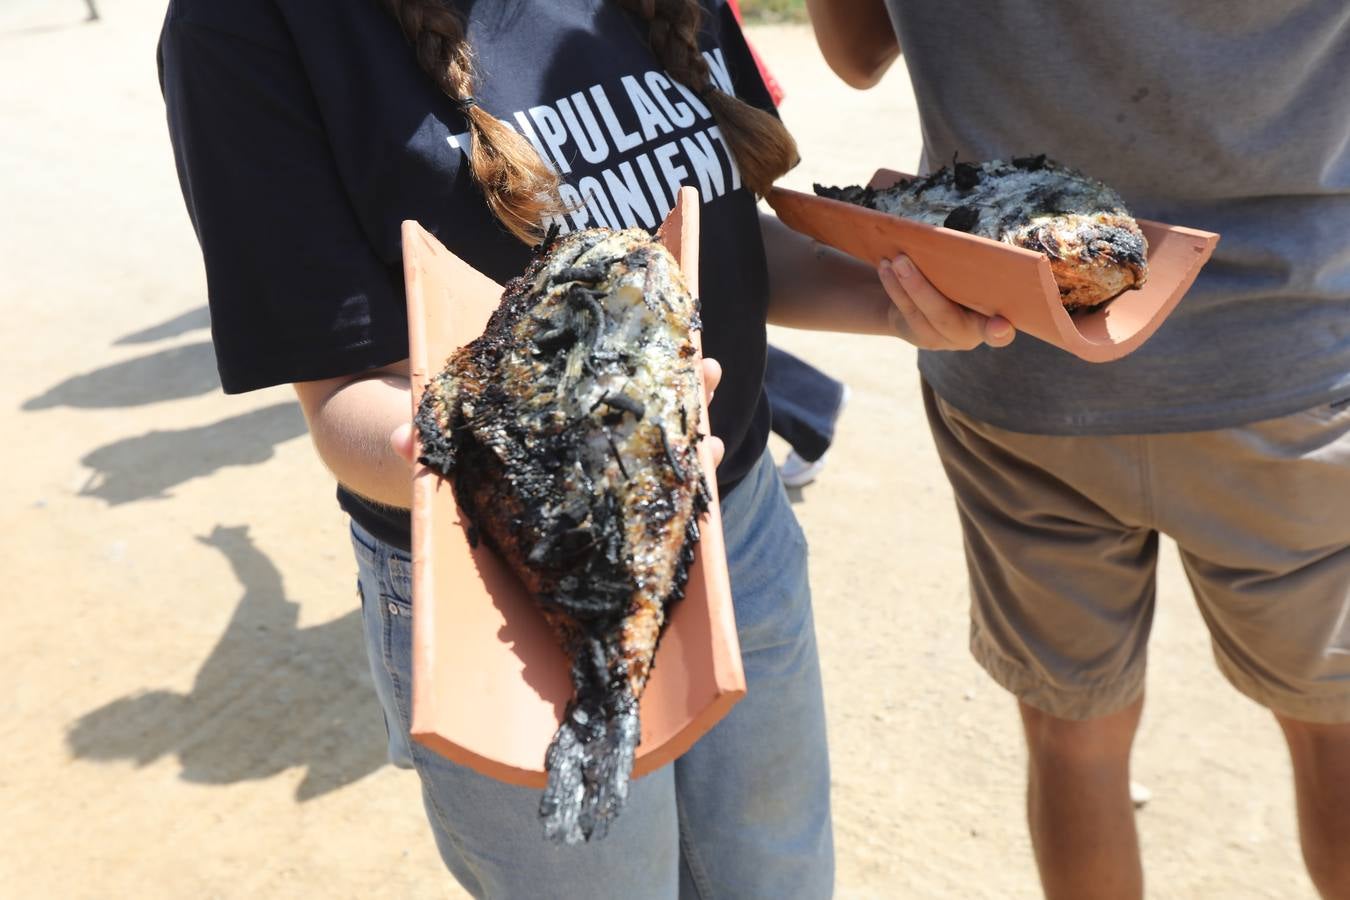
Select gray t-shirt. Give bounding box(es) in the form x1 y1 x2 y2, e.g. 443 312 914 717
885 0 1350 434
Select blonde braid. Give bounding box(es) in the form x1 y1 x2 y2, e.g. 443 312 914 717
612 0 799 196
380 0 797 241
382 0 564 243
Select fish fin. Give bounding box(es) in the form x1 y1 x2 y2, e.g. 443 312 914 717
539 699 638 845
539 639 640 845
413 376 463 473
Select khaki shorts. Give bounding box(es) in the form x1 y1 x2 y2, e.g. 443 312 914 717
923 382 1350 723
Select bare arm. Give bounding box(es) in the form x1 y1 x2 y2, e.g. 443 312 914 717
292 360 414 510
290 214 999 509
761 212 1013 350
805 0 901 89
293 358 727 506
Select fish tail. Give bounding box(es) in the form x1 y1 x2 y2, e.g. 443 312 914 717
539 637 640 844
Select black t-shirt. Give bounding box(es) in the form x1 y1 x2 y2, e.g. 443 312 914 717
159 0 777 551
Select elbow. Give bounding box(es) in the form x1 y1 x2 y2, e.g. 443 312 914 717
815 40 899 90
804 0 900 88
833 62 887 90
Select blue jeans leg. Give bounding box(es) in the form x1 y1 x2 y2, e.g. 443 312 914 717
764 345 846 463
674 451 835 899
351 450 833 898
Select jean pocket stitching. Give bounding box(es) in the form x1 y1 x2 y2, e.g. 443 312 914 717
387 552 413 604
379 593 414 727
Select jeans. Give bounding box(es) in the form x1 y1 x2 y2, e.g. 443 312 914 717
351 450 833 899
764 346 846 463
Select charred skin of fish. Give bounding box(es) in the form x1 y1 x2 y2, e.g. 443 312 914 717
415 227 711 845
816 155 1149 311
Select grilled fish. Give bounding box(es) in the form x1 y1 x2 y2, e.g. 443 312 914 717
415 227 710 845
816 155 1149 310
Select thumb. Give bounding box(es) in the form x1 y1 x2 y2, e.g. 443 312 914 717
391 422 416 465
706 434 725 469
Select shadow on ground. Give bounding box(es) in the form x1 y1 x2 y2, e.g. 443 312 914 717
114 307 212 345
23 305 308 504
66 524 387 801
23 342 221 410
79 401 308 504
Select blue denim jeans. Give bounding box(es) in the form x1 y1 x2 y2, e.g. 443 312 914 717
351 450 833 899
764 345 846 464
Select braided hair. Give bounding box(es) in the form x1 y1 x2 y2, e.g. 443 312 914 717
611 0 798 197
380 0 798 243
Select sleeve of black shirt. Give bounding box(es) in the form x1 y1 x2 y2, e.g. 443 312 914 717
159 11 407 394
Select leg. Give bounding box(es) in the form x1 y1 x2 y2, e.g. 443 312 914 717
673 451 833 899
84 0 99 20
1276 717 1350 898
1022 697 1144 900
1150 400 1350 897
922 383 1159 896
351 522 681 900
763 345 846 464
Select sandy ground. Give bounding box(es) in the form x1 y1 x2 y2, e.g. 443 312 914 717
0 3 1318 898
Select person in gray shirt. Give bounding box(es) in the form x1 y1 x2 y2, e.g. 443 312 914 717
809 2 1350 898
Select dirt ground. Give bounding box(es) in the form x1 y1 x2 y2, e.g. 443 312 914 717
1 3 1318 898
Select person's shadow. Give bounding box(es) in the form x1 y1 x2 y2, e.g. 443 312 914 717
66 524 388 800
23 307 310 506
77 402 309 505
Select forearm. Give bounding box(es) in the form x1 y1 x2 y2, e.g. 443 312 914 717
805 0 900 89
292 361 413 510
761 213 1015 350
762 212 894 335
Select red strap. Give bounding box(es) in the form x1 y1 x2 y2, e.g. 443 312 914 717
724 0 786 107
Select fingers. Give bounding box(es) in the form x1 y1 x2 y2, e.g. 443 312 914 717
701 356 723 405
706 434 725 468
879 255 1015 350
880 255 980 349
390 421 416 466
983 315 1015 347
699 357 725 468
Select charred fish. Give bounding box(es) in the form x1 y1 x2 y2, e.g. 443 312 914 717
415 228 710 845
816 155 1149 310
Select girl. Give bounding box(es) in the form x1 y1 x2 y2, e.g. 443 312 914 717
158 1 1010 895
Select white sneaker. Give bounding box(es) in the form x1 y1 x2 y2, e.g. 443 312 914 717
779 451 828 488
